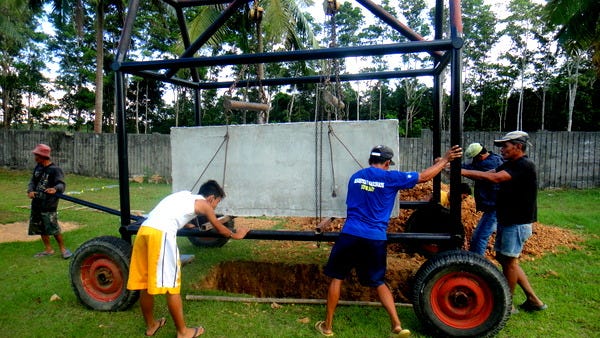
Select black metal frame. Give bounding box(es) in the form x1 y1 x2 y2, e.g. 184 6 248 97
109 0 464 244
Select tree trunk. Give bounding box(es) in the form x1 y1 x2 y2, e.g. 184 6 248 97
256 19 267 125
567 53 581 132
135 81 140 134
174 86 180 127
287 85 296 123
541 87 546 131
378 83 382 120
517 55 525 130
93 1 104 134
355 82 360 121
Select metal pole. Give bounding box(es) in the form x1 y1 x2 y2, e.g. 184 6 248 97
431 0 444 204
186 295 413 307
115 71 132 242
116 41 454 72
164 0 248 78
449 0 464 234
355 0 442 57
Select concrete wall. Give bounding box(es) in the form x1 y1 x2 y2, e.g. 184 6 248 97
171 120 400 217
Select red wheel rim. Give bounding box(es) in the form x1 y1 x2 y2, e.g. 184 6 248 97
79 254 125 302
429 271 494 329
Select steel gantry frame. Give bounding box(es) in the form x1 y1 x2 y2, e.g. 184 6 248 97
66 6 516 333
110 0 464 243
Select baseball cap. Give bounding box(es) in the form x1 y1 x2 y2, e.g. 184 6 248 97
494 131 529 146
370 145 395 165
465 143 483 159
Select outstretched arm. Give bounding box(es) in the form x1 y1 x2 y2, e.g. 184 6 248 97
462 168 511 183
418 145 463 183
193 199 249 239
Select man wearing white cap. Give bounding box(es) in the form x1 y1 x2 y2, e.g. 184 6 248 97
462 131 547 313
462 142 504 255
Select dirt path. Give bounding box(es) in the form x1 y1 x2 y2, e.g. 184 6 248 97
0 221 82 243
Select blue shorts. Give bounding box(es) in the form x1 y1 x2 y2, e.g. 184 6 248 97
324 233 387 287
494 223 532 258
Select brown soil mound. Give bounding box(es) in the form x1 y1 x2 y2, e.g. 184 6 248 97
396 181 584 261
277 181 583 261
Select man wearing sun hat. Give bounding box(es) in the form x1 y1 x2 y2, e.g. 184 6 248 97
27 144 72 259
462 142 504 255
462 131 547 313
316 144 463 337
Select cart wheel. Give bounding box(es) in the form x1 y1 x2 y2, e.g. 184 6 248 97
70 236 139 311
405 204 462 255
412 250 511 337
187 215 235 248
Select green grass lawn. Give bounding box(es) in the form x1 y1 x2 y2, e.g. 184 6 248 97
0 168 598 337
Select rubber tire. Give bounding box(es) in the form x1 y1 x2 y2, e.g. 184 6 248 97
412 250 511 338
404 204 462 255
405 203 453 233
69 236 139 311
187 215 235 248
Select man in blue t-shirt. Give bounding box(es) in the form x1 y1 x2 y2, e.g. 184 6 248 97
462 142 504 255
315 144 462 338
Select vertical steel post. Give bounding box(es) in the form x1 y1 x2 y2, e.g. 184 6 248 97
431 0 444 204
113 0 141 242
115 71 131 242
449 0 464 232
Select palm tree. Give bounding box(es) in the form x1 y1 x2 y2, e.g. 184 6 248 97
51 0 125 133
544 0 600 75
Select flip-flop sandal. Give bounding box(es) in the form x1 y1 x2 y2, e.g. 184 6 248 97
390 328 411 338
145 317 167 336
190 326 205 337
314 321 334 336
519 301 548 312
62 249 73 259
34 251 54 257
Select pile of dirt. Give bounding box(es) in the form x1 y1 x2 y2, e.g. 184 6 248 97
396 181 584 261
282 181 583 261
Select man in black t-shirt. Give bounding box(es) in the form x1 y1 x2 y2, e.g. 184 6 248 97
27 144 72 259
462 131 547 313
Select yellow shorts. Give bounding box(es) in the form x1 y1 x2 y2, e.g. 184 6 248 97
127 226 181 295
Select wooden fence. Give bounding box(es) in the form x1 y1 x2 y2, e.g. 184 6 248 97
0 130 171 179
1 129 598 189
399 130 600 189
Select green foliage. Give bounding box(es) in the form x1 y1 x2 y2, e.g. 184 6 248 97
544 0 600 54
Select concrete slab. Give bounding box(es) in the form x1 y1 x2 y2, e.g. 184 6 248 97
171 120 400 217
